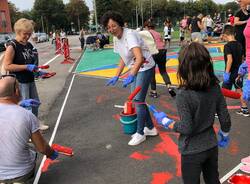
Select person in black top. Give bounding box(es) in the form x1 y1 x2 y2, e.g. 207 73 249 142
3 18 49 130
222 25 249 116
189 14 203 43
234 4 249 57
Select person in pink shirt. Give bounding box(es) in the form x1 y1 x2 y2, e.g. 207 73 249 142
237 0 250 101
144 21 176 98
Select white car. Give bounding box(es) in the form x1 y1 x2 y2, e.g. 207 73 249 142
33 33 49 43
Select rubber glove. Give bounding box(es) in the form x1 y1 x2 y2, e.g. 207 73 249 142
106 76 119 86
122 74 135 88
153 112 174 129
26 64 38 72
218 129 230 148
49 150 59 160
243 80 250 101
238 62 248 76
223 72 231 84
19 99 41 107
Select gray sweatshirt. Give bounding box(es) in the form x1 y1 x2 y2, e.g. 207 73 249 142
173 84 231 155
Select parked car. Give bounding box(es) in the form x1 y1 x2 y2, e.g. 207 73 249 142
0 34 13 52
32 32 49 43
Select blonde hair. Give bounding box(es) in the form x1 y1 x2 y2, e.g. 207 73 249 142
14 18 34 33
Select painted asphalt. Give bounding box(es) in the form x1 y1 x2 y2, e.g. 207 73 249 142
36 43 250 183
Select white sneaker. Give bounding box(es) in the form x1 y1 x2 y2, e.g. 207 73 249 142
128 133 146 146
144 127 158 136
39 123 49 131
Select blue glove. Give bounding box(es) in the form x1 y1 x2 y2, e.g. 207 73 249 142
238 62 248 76
49 150 59 160
26 64 38 72
223 72 231 84
19 99 41 107
218 129 230 148
106 76 119 86
153 112 174 129
122 74 135 88
243 80 250 101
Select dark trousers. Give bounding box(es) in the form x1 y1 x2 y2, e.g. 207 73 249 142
80 38 85 49
151 49 171 90
181 146 220 184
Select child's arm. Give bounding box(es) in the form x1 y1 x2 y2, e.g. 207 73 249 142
225 54 233 73
216 87 231 133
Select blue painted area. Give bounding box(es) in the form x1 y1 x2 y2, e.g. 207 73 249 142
208 47 219 53
167 55 178 59
78 64 118 72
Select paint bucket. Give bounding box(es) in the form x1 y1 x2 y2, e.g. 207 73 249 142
228 173 250 184
120 111 137 134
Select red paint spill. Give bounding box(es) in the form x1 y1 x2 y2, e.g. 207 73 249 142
167 114 180 121
151 172 173 184
96 95 107 103
153 133 181 177
112 114 120 121
229 140 239 155
227 105 241 110
130 152 151 160
42 159 59 172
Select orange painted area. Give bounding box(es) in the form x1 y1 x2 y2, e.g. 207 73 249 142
42 159 60 172
229 140 239 155
130 152 151 160
151 172 173 184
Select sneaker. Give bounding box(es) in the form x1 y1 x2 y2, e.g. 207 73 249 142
144 127 158 136
241 156 250 165
168 88 176 97
39 122 49 131
149 91 159 98
128 133 146 146
240 164 250 174
215 113 218 118
236 108 250 117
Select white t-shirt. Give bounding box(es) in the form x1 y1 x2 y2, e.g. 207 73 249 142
164 26 174 39
114 28 155 72
0 104 39 180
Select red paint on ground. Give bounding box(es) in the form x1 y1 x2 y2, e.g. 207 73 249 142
130 152 151 160
153 133 181 176
151 172 173 184
227 105 241 110
229 140 239 155
42 159 60 172
167 114 180 121
96 95 107 103
159 101 177 113
112 114 120 121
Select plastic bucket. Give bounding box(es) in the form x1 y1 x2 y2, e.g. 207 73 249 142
120 111 137 134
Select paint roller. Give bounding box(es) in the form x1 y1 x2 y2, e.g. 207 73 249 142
51 144 73 157
221 88 241 99
38 65 50 69
123 86 142 115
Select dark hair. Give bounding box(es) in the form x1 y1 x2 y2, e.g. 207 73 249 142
144 20 155 28
177 42 218 91
101 11 124 28
223 24 235 35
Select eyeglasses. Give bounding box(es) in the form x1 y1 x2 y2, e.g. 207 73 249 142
0 74 17 94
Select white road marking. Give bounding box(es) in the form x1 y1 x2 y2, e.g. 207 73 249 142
43 54 60 66
33 74 76 184
220 162 244 183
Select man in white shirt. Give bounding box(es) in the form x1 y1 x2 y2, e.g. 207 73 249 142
0 75 58 183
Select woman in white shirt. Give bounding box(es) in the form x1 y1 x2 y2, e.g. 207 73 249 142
102 11 158 146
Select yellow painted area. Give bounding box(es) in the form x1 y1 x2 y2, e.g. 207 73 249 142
80 67 129 78
154 72 179 85
166 59 179 67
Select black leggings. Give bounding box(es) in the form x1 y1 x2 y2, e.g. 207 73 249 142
181 146 220 184
151 49 171 90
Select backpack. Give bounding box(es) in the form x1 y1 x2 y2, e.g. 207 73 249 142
138 30 159 55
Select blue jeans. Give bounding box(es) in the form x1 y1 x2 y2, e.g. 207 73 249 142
131 67 154 135
19 82 39 117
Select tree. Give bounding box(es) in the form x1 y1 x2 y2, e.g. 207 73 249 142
65 0 90 31
33 0 68 32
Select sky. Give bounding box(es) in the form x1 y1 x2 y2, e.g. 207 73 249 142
9 0 234 11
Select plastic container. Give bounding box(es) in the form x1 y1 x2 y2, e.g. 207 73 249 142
120 111 137 134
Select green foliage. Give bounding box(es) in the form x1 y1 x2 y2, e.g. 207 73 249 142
65 0 90 31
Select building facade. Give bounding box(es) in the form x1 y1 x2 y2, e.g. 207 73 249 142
0 0 12 33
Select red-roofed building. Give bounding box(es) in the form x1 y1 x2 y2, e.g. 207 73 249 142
0 0 12 33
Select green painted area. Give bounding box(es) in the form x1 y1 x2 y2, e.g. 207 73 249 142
213 60 225 71
75 48 120 72
210 52 224 57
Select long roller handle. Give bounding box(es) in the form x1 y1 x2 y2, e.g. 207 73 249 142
128 86 142 101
